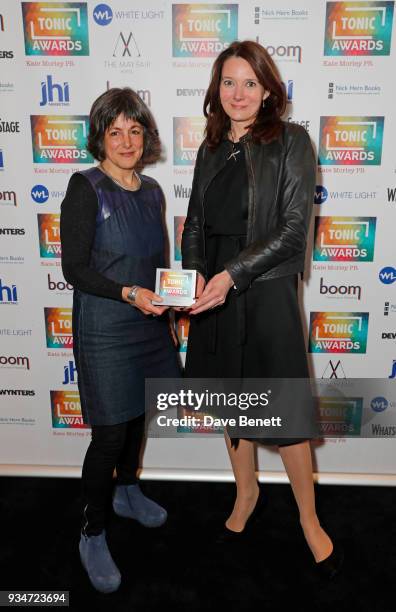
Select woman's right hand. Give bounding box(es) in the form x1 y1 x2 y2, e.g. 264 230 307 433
122 286 169 316
173 273 206 312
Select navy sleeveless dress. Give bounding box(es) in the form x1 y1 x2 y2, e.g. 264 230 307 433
72 168 180 426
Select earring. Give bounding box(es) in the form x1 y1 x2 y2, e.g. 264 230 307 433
262 98 266 108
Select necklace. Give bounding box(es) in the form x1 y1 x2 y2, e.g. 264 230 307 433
227 129 241 162
98 164 141 191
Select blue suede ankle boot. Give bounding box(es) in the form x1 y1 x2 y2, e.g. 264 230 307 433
112 483 167 527
79 530 121 593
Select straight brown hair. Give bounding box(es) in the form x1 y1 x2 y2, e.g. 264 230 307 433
204 40 286 148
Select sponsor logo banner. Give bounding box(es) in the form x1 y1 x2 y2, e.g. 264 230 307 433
309 311 369 353
51 390 87 428
174 216 186 261
172 4 238 57
319 116 384 165
62 360 78 385
40 75 70 106
0 355 30 370
22 2 89 56
321 359 347 378
317 397 362 435
37 213 61 257
44 307 73 348
379 266 396 284
0 190 17 207
173 117 205 165
324 1 394 56
0 279 18 305
93 3 113 25
31 184 49 203
313 216 376 261
31 115 92 163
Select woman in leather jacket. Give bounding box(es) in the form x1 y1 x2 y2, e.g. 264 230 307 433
181 41 342 577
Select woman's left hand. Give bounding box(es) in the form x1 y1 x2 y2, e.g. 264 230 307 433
188 270 234 315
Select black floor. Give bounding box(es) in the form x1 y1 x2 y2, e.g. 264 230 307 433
0 477 395 611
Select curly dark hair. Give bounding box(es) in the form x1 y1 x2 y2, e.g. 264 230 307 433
87 87 161 163
204 40 287 148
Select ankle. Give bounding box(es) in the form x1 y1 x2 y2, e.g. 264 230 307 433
236 482 259 503
300 515 321 532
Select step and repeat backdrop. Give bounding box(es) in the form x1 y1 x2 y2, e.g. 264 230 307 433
0 0 395 482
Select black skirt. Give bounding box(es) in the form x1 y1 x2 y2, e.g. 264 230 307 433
184 274 313 446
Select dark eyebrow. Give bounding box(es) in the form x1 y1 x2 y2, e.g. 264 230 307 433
222 76 258 82
109 124 142 130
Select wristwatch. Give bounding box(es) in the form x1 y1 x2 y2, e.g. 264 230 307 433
127 285 140 305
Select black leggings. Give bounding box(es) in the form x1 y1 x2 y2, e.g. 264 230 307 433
81 415 145 536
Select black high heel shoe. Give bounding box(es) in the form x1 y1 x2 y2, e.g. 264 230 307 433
316 543 344 579
215 488 266 544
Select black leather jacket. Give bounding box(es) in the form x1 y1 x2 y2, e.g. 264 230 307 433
181 121 316 292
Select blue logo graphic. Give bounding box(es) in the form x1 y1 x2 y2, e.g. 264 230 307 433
282 79 294 103
0 278 18 304
93 4 113 25
379 266 396 284
40 76 70 107
31 185 49 203
389 360 396 379
371 397 389 412
62 360 78 385
314 185 328 204
0 149 4 170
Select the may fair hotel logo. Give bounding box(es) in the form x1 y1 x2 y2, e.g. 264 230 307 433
324 2 394 56
22 2 89 55
319 116 384 166
45 307 73 349
30 115 93 163
173 117 205 170
172 4 238 57
309 312 369 354
51 390 87 428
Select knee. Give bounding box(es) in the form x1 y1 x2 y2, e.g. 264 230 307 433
90 424 127 457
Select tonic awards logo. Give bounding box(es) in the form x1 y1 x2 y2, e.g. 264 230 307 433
37 213 61 257
313 216 376 261
30 115 92 163
51 390 87 427
172 4 238 57
175 315 190 352
317 397 362 436
309 311 369 353
174 216 186 261
22 2 89 56
324 1 394 56
319 116 384 165
44 307 73 348
173 117 205 165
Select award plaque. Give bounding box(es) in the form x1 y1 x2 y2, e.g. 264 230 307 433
152 269 197 306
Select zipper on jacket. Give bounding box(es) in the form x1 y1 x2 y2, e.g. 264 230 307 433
244 140 256 244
